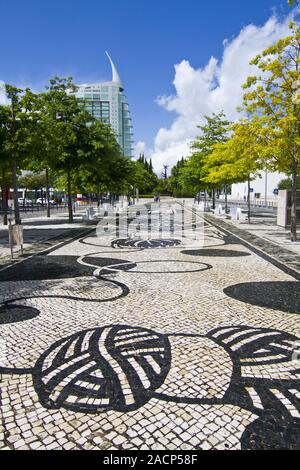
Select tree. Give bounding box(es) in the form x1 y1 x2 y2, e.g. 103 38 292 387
169 157 185 194
288 0 300 6
137 153 156 177
0 105 12 225
278 176 300 189
149 158 154 174
39 77 93 223
3 85 38 224
203 119 266 220
18 172 49 202
128 160 158 195
180 112 231 206
70 120 130 200
21 91 59 217
153 177 173 196
242 14 300 240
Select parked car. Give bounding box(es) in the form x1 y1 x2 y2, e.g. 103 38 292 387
36 198 57 206
18 198 32 206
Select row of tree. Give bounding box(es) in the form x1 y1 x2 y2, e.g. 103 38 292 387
171 2 300 241
0 77 158 224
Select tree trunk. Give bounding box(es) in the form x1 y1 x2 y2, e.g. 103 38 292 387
12 160 21 225
247 179 251 224
3 187 8 225
10 91 21 225
1 169 8 225
225 185 228 214
290 159 297 242
46 168 51 218
290 64 299 242
212 187 216 210
67 168 73 224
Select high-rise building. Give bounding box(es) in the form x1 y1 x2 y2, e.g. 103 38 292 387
73 52 133 157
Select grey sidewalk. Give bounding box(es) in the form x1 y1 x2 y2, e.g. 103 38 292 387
0 209 97 266
205 213 300 277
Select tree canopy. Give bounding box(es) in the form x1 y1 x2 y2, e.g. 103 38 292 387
0 76 141 223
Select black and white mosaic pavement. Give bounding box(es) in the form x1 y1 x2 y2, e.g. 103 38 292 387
0 201 299 450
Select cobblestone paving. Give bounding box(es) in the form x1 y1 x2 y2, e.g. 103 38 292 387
0 208 97 266
205 213 300 276
0 201 299 450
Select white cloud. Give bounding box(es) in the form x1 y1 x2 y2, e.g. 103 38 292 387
0 81 8 105
133 140 152 159
150 14 292 173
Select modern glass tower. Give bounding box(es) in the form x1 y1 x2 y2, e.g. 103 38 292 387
73 52 133 157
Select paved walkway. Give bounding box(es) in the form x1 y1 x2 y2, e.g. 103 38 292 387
207 209 300 254
204 214 300 278
0 200 299 450
0 209 96 265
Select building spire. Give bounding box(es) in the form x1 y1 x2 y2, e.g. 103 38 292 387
105 51 123 87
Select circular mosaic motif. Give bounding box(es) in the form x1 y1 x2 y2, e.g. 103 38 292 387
33 325 171 413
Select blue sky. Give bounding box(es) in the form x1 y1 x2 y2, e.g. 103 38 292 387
0 0 293 169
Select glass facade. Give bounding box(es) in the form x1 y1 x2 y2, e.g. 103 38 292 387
73 80 134 157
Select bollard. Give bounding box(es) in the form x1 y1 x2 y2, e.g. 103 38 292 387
8 219 24 259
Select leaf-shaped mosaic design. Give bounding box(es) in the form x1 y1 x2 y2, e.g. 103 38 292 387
111 239 181 249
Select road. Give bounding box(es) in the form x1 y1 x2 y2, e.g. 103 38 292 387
0 200 299 450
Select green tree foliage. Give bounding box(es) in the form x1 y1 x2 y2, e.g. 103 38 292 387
170 157 185 192
179 112 231 205
278 176 300 189
129 158 158 195
18 172 47 192
0 106 12 224
71 121 130 196
167 158 194 197
203 119 266 218
35 77 94 223
242 16 300 240
1 85 39 224
0 77 137 224
153 177 173 197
